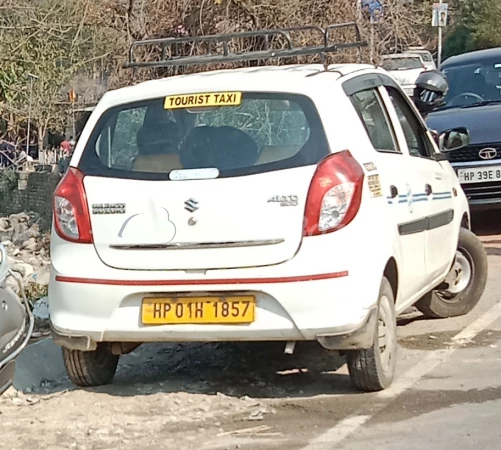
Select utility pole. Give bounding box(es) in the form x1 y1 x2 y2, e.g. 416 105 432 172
69 88 78 141
370 22 375 64
437 0 443 68
26 73 39 155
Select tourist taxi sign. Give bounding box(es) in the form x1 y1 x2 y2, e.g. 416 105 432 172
164 92 243 109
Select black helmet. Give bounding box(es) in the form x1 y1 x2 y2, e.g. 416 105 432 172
413 69 449 116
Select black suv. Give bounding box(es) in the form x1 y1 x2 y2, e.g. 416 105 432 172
426 47 501 211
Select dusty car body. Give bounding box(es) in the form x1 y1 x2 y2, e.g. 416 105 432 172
406 47 437 71
381 53 427 97
0 244 34 395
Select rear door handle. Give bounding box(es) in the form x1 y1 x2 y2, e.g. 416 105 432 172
425 184 433 195
390 185 398 198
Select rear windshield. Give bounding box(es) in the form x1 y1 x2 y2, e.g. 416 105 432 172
408 51 432 62
78 92 329 180
382 57 423 71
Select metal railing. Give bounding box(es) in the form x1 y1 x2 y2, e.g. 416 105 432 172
38 149 65 165
0 148 65 171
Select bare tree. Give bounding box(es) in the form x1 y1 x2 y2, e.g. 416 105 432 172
0 0 115 148
0 0 435 149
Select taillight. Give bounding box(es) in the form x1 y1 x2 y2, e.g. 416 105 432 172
303 150 365 237
53 167 93 243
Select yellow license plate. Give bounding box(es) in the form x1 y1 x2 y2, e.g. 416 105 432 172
141 296 255 325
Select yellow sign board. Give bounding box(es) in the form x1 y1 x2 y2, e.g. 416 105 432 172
164 92 243 110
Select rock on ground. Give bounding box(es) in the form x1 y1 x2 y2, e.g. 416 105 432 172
0 212 50 292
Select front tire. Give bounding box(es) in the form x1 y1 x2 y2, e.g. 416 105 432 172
416 228 487 319
62 343 119 387
347 277 397 392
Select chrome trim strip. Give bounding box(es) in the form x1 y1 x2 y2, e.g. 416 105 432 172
110 239 285 251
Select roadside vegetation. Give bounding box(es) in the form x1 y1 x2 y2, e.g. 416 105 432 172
0 0 435 142
444 0 501 58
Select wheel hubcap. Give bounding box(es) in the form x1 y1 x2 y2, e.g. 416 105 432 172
378 295 396 373
443 249 473 296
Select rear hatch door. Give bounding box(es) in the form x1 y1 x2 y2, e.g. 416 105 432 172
78 90 329 270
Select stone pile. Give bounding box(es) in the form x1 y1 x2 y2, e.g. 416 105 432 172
0 212 50 290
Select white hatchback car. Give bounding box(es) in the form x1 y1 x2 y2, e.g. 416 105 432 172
49 25 488 392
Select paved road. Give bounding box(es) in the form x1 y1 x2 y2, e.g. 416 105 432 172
1 213 501 450
201 214 501 450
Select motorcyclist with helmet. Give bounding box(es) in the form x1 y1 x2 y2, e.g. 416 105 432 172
411 69 467 149
413 69 449 119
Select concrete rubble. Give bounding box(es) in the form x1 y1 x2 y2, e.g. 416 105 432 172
0 212 50 320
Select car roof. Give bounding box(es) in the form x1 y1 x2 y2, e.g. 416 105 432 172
442 47 501 68
99 63 375 108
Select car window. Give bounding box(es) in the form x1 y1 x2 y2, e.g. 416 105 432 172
386 86 434 159
419 53 433 62
350 89 399 153
381 57 423 71
96 108 148 168
441 62 501 108
409 51 432 63
79 92 330 180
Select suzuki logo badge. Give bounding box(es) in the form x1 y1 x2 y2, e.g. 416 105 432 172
184 198 199 212
478 148 497 160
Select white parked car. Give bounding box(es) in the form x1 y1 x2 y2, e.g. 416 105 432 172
406 47 437 71
381 53 427 97
49 25 488 392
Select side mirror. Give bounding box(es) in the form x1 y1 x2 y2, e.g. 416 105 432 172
439 127 471 152
429 129 440 146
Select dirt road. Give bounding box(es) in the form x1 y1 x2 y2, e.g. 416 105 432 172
1 213 501 450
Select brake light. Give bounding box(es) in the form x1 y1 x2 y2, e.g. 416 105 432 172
303 150 365 237
53 167 93 243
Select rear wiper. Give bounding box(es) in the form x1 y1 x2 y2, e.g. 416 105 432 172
461 99 501 109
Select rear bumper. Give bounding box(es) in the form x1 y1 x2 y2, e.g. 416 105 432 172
49 273 379 350
49 225 390 351
51 304 378 352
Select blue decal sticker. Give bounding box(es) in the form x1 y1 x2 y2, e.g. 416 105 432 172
387 190 452 205
433 191 453 201
406 184 414 213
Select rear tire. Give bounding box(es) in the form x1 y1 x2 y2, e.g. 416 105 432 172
347 277 397 392
416 228 487 319
62 343 119 387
